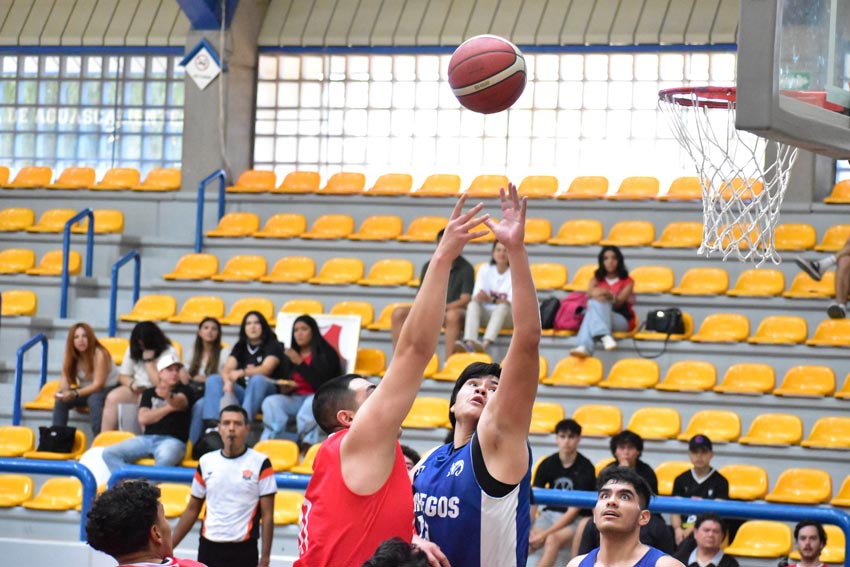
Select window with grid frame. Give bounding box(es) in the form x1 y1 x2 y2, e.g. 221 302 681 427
255 50 737 191
0 54 184 178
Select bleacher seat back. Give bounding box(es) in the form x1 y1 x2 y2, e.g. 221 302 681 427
529 402 565 434
572 404 621 436
530 263 568 290
816 224 850 251
366 173 413 196
27 250 82 276
7 166 52 188
559 176 608 199
222 298 276 325
206 212 261 237
164 253 219 280
806 319 850 346
49 167 95 189
0 426 36 456
134 168 180 191
466 174 510 197
280 298 324 315
608 176 660 200
549 219 603 246
671 267 729 295
627 408 681 440
26 208 77 233
600 359 660 389
727 269 785 297
275 171 320 193
95 167 140 190
600 221 655 246
739 413 803 446
564 264 597 291
773 223 817 250
71 209 125 234
652 221 703 248
302 214 355 239
774 365 835 397
630 266 675 293
349 215 404 241
212 255 267 281
120 295 178 322
398 216 449 242
21 477 82 510
659 176 701 201
1 289 38 316
414 173 461 197
255 214 308 239
524 218 553 243
748 315 808 345
543 356 603 387
824 179 850 203
518 175 558 198
0 474 34 506
354 347 386 377
403 397 451 429
0 248 36 273
330 301 374 327
801 416 850 448
713 363 775 394
718 464 769 500
310 258 365 284
764 468 832 503
321 171 366 194
261 256 316 282
656 360 716 391
0 208 35 231
724 521 792 558
678 410 741 442
254 440 300 471
654 461 693 495
691 313 750 342
169 296 226 324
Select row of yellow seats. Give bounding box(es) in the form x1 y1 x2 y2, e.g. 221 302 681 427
0 249 83 276
0 289 37 316
0 208 124 234
722 521 844 561
0 166 180 191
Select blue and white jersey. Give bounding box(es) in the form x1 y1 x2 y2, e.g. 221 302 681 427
412 433 531 567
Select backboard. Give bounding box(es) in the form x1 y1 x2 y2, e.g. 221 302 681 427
737 0 850 158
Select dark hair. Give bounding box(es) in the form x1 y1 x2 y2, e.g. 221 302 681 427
610 429 644 457
794 520 827 545
489 241 508 266
313 374 362 434
694 513 727 536
219 404 249 423
401 444 421 465
436 228 445 242
86 480 160 558
597 466 653 509
449 361 502 428
237 310 276 347
128 321 171 362
594 245 629 281
292 314 338 363
188 317 223 377
362 537 430 567
555 418 582 436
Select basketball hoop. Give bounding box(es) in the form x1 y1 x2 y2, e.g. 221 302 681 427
658 86 798 265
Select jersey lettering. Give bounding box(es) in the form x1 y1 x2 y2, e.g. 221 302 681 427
414 493 460 518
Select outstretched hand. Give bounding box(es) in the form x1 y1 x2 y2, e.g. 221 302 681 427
436 194 490 260
485 183 526 248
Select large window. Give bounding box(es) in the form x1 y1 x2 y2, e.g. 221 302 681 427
255 51 737 188
0 54 184 176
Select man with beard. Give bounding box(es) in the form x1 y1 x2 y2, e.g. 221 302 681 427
789 521 827 567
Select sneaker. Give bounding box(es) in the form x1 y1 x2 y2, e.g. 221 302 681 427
795 256 823 282
570 345 590 358
827 302 846 319
601 335 617 351
453 340 472 354
469 339 486 353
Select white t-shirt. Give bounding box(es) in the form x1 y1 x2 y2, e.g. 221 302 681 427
118 344 180 388
473 263 513 312
74 354 120 388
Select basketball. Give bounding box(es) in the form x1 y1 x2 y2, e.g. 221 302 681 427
448 35 526 114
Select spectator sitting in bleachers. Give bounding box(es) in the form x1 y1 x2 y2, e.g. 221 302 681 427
52 323 120 437
456 241 513 354
796 243 850 318
186 317 230 444
570 245 636 358
673 514 739 567
789 520 827 567
400 445 420 472
603 430 659 495
102 321 184 432
671 435 729 548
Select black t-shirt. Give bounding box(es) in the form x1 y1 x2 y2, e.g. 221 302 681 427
533 451 596 514
603 459 659 496
140 383 194 442
672 468 730 527
229 339 285 380
420 256 475 303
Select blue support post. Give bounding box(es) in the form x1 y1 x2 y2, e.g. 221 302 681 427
12 333 47 425
60 208 95 318
108 251 141 337
194 169 227 253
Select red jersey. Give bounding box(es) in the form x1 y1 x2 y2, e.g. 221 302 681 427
292 352 313 395
295 428 413 567
596 276 637 330
118 557 207 567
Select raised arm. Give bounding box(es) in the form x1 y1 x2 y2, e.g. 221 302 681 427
477 184 541 484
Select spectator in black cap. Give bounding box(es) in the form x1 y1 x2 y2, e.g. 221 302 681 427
671 435 729 548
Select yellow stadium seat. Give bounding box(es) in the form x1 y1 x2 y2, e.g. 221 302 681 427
774 365 835 397
26 250 81 276
765 468 832 504
634 311 694 342
727 269 785 297
718 464 769 500
671 267 729 295
412 173 461 197
595 457 616 476
531 263 568 290
599 221 655 247
806 319 850 346
280 298 324 315
133 168 181 191
354 348 386 377
367 302 412 331
678 410 741 442
529 402 565 434
364 173 413 196
70 209 124 234
301 214 355 240
120 295 177 322
0 249 36 274
713 363 775 394
163 253 219 281
564 264 597 291
348 216 404 241
397 216 449 242
518 175 558 198
0 474 34 507
99 337 129 365
832 475 850 507
655 461 693 496
658 176 702 201
0 208 35 231
599 359 660 389
254 440 300 472
465 174 510 198
206 212 261 238
273 170 321 194
291 442 321 474
572 405 622 437
260 256 316 283
747 315 807 345
838 372 850 399
815 224 850 252
655 360 716 392
158 483 192 517
226 170 275 193
690 314 749 343
47 167 95 189
537 355 549 382
273 490 305 525
542 356 603 387
403 397 451 429
783 270 835 299
630 266 675 293
330 301 374 327
773 223 817 251
724 521 792 558
524 218 553 244
309 258 364 285
318 171 365 195
801 416 850 448
168 296 226 324
26 208 77 233
21 477 82 510
92 431 135 448
0 426 36 457
627 408 681 440
24 429 86 459
789 525 844 563
432 353 492 382
557 176 608 199
220 298 275 325
211 255 267 282
1 290 37 316
739 414 803 446
0 165 8 185
824 179 850 204
548 219 604 246
423 354 439 378
93 167 140 190
607 176 660 200
651 221 703 248
4 166 52 188
253 213 307 239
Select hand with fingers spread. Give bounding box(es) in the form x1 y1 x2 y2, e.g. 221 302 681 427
434 194 490 261
485 183 526 249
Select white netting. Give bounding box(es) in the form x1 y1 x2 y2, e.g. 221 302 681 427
659 87 798 265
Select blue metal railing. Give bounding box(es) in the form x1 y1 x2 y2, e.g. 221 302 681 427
194 169 227 253
12 333 48 425
107 250 141 337
60 208 95 318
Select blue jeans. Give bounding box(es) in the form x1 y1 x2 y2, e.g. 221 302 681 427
242 376 278 420
261 393 317 443
575 299 630 354
102 434 186 472
52 385 114 436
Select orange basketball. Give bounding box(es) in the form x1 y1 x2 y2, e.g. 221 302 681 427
448 35 527 114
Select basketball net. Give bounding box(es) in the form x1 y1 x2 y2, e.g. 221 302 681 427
659 86 798 265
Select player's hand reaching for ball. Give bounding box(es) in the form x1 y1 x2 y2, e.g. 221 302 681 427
486 183 526 249
435 194 489 261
